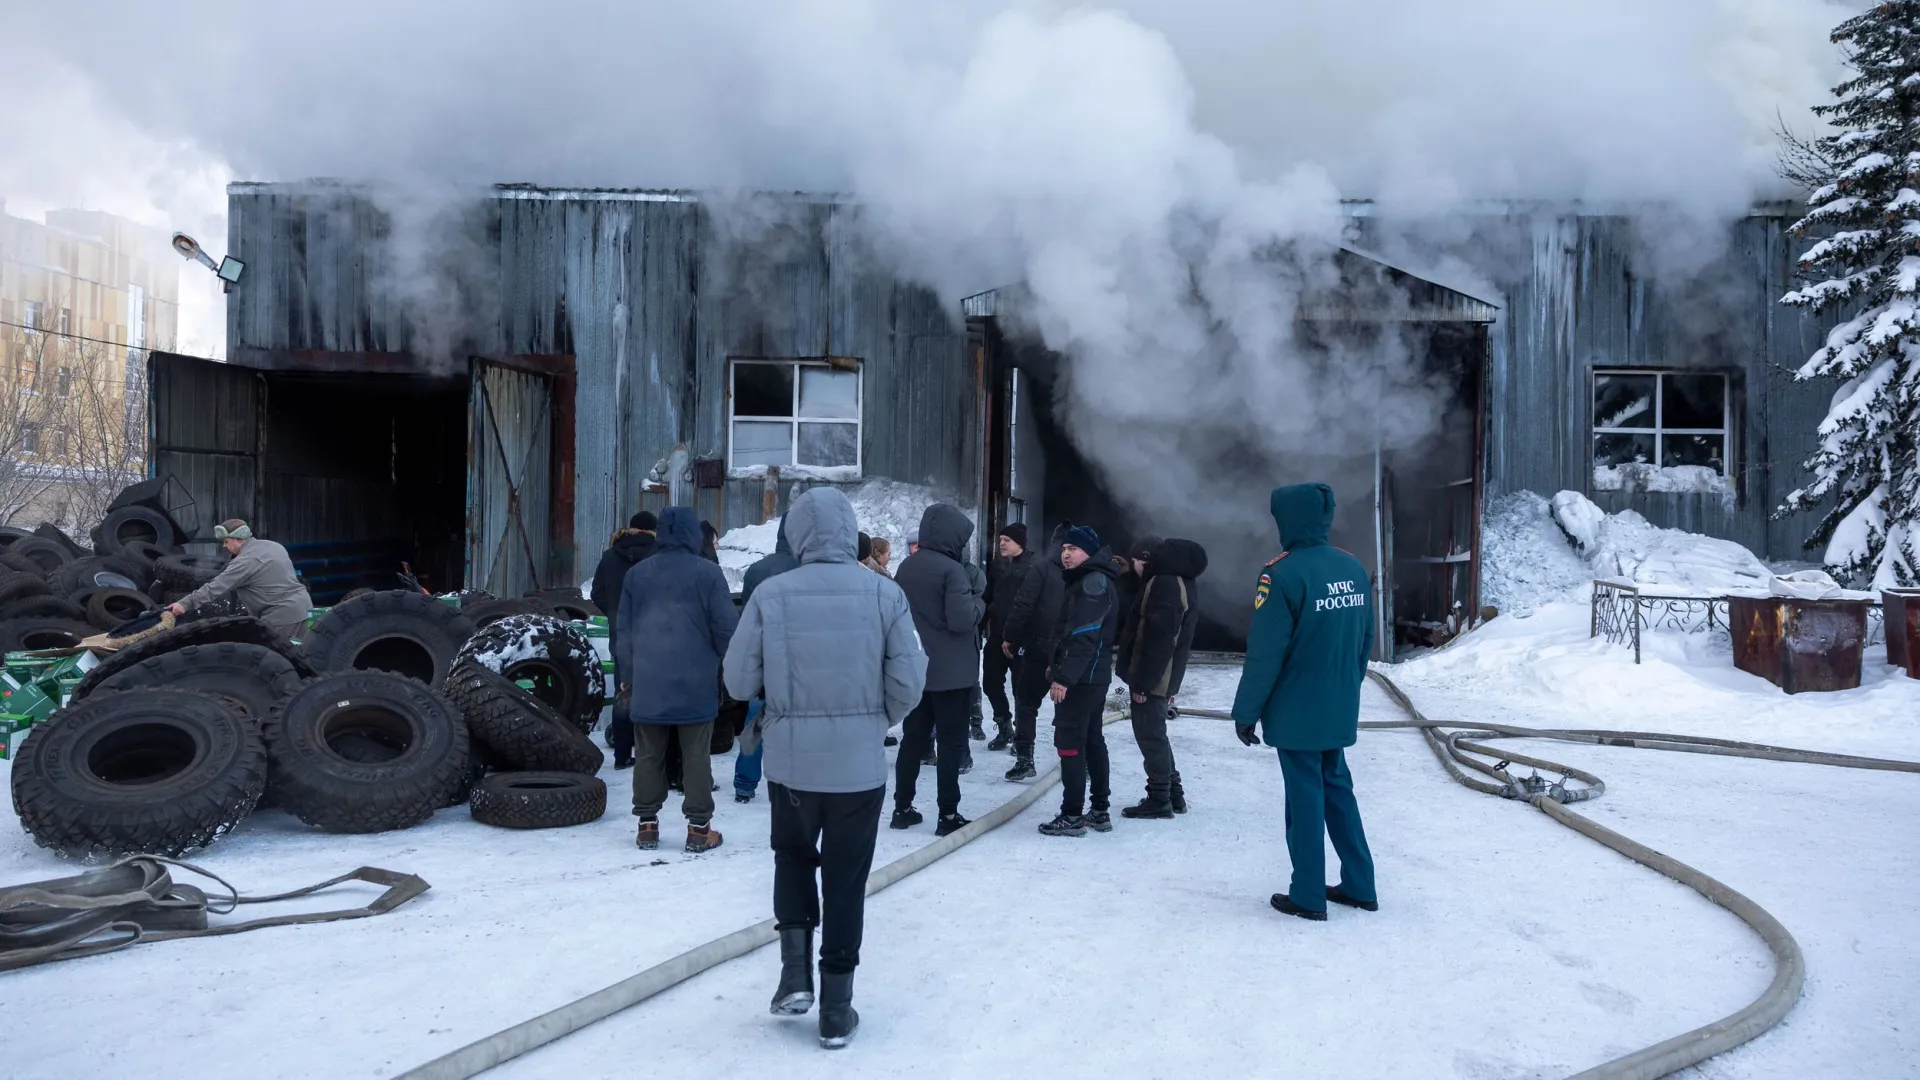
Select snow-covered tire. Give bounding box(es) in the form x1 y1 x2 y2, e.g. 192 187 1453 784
10 690 266 858
156 553 227 593
0 571 51 607
94 643 302 724
263 671 470 833
302 591 474 688
0 617 95 652
443 661 604 774
85 587 157 630
469 772 607 829
452 614 604 734
70 615 300 704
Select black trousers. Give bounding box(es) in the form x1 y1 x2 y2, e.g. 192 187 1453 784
1129 694 1183 801
1011 653 1050 756
1053 682 1111 817
982 642 1015 724
895 687 971 816
770 782 885 976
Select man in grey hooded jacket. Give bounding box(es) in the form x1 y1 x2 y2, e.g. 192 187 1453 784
724 487 927 1050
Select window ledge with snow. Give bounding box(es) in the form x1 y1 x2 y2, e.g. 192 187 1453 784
1593 464 1733 501
728 464 863 482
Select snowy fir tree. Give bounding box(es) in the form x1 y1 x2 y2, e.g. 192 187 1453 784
1779 1 1920 588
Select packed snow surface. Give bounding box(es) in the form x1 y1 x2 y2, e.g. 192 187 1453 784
1483 491 1774 616
2 595 1915 1078
717 478 974 589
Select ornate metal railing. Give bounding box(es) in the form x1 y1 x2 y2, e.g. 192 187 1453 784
1592 579 1885 665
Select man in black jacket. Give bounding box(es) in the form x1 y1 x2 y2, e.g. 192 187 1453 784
999 520 1070 781
1038 525 1120 837
889 503 986 836
981 523 1036 751
590 512 659 769
1116 537 1208 818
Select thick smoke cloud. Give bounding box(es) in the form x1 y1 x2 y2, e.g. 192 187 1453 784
11 0 1861 619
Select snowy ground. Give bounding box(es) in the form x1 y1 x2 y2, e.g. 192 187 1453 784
2 603 1917 1079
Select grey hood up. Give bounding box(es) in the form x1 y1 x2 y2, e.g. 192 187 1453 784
723 487 928 793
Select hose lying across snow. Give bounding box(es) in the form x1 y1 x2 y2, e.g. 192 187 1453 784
1181 666 1920 1080
395 707 1131 1080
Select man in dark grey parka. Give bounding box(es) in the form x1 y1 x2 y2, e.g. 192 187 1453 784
725 487 927 1050
889 503 985 835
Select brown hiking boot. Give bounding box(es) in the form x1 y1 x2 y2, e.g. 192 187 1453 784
635 819 659 850
686 823 724 853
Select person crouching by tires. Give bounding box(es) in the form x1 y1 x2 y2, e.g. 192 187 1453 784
1115 538 1208 819
723 487 927 1050
167 520 313 642
1039 526 1120 838
616 506 738 853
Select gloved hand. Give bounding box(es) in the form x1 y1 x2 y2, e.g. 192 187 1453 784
1235 723 1261 747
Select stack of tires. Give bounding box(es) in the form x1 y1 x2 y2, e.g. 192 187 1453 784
0 504 216 651
8 592 614 858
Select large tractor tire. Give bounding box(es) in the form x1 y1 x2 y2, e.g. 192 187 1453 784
301 591 474 688
469 772 607 829
262 671 470 833
442 661 604 775
452 614 604 735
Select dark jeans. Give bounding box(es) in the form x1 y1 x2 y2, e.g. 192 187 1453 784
982 642 1015 723
1277 748 1376 913
1011 653 1050 756
1129 693 1182 800
771 782 885 975
895 687 971 816
633 721 715 824
1052 682 1110 817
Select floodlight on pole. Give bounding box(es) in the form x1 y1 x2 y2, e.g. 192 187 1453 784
172 232 246 286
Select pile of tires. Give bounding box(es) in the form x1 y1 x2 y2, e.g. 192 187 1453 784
9 598 615 853
0 508 201 646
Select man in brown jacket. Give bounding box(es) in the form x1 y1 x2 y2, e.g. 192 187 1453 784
167 519 314 641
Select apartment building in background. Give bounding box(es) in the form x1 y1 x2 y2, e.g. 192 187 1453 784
0 199 180 528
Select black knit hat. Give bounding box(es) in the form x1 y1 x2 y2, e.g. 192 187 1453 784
1063 525 1101 555
1130 535 1163 562
628 511 658 532
999 522 1029 548
858 531 873 561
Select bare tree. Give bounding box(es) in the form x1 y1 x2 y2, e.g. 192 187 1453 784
0 322 76 523
0 322 146 536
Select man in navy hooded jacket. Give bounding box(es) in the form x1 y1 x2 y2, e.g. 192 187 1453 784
617 506 739 853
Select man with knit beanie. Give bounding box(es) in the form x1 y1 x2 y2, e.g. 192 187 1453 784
982 522 1037 750
1038 524 1120 837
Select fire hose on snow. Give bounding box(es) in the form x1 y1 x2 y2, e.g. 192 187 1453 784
396 670 1919 1080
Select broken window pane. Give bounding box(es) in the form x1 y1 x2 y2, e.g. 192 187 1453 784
732 420 791 467
1594 432 1654 468
734 364 793 417
1664 433 1725 471
797 422 858 468
798 367 859 419
1593 372 1656 429
1664 374 1725 429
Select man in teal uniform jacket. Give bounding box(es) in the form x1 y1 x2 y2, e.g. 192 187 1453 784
1231 483 1379 921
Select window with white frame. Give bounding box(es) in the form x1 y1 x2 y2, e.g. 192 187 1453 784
728 360 862 473
1592 369 1733 493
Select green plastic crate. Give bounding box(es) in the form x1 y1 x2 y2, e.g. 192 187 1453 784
0 713 30 759
1 681 58 724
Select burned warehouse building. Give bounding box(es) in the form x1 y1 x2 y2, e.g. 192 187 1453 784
148 183 1836 658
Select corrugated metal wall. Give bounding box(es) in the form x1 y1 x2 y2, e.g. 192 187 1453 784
1481 211 1833 561
229 186 976 563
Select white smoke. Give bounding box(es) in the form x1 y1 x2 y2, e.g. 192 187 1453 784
10 0 1864 610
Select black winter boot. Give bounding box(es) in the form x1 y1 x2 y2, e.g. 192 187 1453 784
889 806 923 830
1328 885 1379 912
1270 894 1328 922
987 719 1012 751
1169 777 1188 815
969 718 986 741
935 812 971 837
1121 796 1174 819
818 970 859 1049
771 928 815 1015
1004 755 1036 782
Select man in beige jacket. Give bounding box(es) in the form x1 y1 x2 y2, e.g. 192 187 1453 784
167 519 314 641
